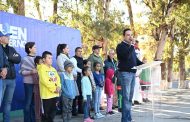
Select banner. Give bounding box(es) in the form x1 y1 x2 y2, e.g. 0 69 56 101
0 11 81 110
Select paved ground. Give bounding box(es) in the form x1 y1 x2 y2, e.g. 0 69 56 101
4 88 190 122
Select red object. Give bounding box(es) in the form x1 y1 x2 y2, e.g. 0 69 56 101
117 86 122 90
105 69 115 96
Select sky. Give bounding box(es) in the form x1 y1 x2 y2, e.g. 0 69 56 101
111 0 149 24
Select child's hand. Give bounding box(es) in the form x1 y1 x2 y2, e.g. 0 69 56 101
56 86 61 93
31 69 37 74
54 86 61 93
50 77 57 82
74 76 77 81
1 68 7 79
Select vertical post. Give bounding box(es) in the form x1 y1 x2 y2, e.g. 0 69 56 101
150 66 155 122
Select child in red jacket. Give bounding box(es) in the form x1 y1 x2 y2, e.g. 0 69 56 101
105 68 115 115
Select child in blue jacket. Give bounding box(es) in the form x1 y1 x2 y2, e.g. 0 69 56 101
60 60 79 122
93 62 105 119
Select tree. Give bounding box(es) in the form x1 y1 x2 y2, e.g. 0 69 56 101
34 0 42 20
125 0 136 37
0 0 9 11
172 3 190 88
58 0 125 58
6 0 25 15
52 0 58 23
142 0 183 60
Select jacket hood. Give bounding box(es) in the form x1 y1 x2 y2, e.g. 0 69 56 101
106 68 114 79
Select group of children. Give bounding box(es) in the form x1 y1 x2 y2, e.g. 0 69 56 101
31 51 116 122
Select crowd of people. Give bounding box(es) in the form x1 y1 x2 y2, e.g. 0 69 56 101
0 28 151 122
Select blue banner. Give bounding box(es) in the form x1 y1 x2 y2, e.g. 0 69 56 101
0 11 81 111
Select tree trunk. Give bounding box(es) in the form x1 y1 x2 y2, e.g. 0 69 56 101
8 0 25 15
167 40 174 88
12 0 25 16
167 21 175 85
18 0 25 15
34 0 42 20
104 0 111 20
178 51 186 88
52 0 58 23
97 0 104 20
125 0 136 37
103 0 111 57
101 38 108 59
154 26 168 60
161 63 167 80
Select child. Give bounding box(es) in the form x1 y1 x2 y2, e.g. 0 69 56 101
140 57 151 103
20 42 37 122
60 60 79 122
93 62 105 119
83 59 96 92
34 56 43 66
38 51 61 122
81 66 94 122
105 68 115 115
83 59 96 119
33 56 43 122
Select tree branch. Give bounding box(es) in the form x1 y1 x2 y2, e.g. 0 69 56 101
143 0 152 10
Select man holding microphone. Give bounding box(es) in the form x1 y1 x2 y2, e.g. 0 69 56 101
116 28 143 122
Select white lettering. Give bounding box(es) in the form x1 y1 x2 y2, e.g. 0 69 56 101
9 39 27 48
0 23 28 48
18 28 27 40
10 26 18 40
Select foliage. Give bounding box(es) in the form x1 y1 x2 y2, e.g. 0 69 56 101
54 0 127 58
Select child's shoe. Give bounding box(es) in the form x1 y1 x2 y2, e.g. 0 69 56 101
98 113 105 117
94 113 102 119
84 117 94 122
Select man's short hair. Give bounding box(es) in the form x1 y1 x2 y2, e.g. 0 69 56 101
75 47 82 52
123 28 131 36
42 51 52 59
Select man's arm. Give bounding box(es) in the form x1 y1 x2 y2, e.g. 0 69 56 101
57 55 65 72
88 55 94 72
8 47 21 64
136 57 144 66
70 57 82 73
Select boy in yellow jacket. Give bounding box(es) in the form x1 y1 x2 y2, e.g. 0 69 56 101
38 51 61 122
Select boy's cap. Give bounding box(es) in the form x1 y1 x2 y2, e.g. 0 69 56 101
92 45 102 50
0 31 12 37
64 60 74 69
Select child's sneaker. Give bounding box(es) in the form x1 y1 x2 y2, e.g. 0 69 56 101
109 111 115 115
84 117 94 122
106 112 111 116
98 113 105 117
94 113 102 119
